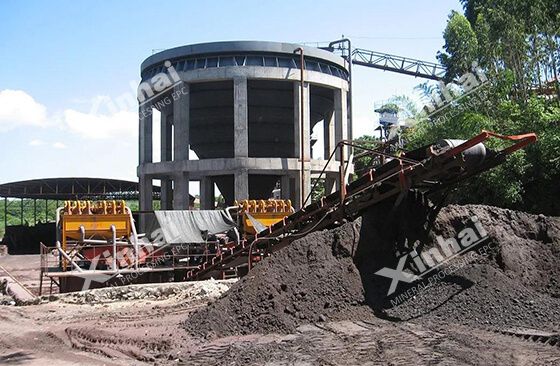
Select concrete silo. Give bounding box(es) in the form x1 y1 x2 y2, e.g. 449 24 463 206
138 41 350 213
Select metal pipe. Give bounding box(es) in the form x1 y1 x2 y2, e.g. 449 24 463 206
0 263 36 299
329 38 353 152
55 207 63 243
339 142 346 201
294 47 305 209
224 206 238 220
3 197 7 233
79 225 85 242
247 237 269 271
80 239 131 245
55 241 83 272
224 206 241 246
55 206 66 271
111 225 117 270
345 152 354 184
125 207 139 270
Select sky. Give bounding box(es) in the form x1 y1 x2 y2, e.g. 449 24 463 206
0 0 463 190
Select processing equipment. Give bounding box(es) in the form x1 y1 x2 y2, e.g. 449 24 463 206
39 130 536 293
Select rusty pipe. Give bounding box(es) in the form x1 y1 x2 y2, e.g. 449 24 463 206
339 142 346 202
294 47 306 209
329 38 353 151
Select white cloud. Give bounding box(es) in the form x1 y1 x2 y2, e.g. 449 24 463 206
29 139 67 149
29 139 46 146
0 90 48 131
0 89 139 141
63 109 137 140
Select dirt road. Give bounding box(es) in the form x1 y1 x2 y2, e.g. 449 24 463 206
1 292 559 365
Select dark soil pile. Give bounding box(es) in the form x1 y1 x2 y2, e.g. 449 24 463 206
184 220 368 337
184 200 560 337
384 204 560 330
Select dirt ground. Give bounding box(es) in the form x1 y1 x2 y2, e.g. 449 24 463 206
1 288 559 365
1 204 560 365
0 254 43 296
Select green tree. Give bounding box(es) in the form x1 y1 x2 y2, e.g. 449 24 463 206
352 135 382 176
404 1 560 215
460 0 560 100
437 10 479 82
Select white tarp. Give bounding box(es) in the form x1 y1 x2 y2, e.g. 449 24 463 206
245 211 267 234
154 210 237 244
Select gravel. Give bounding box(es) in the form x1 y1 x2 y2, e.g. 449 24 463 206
28 279 236 305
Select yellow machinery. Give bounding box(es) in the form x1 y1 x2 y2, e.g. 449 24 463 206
236 199 293 235
61 200 131 241
58 200 137 270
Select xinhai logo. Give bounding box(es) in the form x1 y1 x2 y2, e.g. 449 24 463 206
375 215 488 295
137 60 182 105
423 61 488 116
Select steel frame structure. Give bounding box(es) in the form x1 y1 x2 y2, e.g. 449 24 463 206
184 131 536 281
350 48 446 81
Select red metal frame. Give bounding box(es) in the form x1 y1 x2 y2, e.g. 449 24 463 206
184 131 537 281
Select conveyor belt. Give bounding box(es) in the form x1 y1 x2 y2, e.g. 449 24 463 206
186 131 536 280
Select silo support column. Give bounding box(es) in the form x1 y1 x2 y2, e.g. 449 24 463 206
139 175 153 232
334 88 348 192
234 77 248 158
173 84 190 162
160 178 173 210
323 110 335 159
138 103 153 232
139 105 153 164
293 82 311 209
173 173 190 210
160 106 174 210
280 175 291 201
293 169 311 209
161 105 172 162
200 176 214 210
235 169 249 202
293 82 311 161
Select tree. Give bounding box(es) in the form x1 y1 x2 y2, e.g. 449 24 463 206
404 0 560 215
459 0 560 100
437 11 479 82
352 135 383 176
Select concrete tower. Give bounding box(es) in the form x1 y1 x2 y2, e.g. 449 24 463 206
138 41 350 214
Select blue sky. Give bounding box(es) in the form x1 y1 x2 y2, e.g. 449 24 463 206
0 0 462 188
